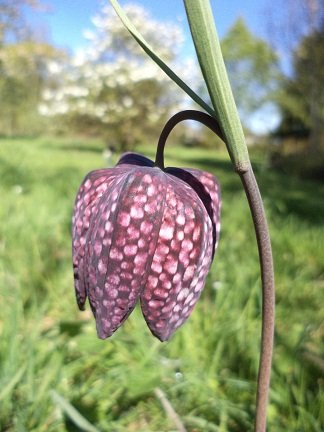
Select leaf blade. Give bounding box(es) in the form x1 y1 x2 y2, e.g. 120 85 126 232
109 0 214 116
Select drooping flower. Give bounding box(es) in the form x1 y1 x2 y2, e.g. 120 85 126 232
72 115 221 341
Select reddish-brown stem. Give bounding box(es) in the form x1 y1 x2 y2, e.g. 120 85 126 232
156 110 275 432
239 168 275 432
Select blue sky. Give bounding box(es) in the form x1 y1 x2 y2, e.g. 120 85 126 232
30 0 273 54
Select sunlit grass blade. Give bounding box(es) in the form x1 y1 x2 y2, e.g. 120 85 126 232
0 365 26 401
50 390 100 432
109 0 214 116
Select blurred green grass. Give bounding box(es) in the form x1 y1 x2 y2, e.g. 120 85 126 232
0 137 323 431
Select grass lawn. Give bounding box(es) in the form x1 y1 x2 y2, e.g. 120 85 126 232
0 136 323 431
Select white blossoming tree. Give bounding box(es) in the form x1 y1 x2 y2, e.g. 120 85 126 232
40 4 187 151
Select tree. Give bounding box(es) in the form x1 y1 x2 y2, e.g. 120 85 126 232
220 18 281 131
274 28 324 154
0 41 64 135
40 4 185 151
0 0 64 135
265 0 323 65
0 0 40 44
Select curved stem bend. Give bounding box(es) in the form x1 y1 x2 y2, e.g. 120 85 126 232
156 110 275 432
154 110 225 170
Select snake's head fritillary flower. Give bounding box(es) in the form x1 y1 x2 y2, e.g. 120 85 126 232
72 113 221 341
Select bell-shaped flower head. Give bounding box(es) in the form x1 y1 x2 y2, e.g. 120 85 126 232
72 110 222 341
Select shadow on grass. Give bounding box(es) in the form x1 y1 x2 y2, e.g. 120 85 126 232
0 156 34 189
64 401 99 432
256 169 324 225
51 144 104 154
176 156 233 172
174 153 324 226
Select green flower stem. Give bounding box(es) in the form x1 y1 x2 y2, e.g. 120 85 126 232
183 0 250 172
183 2 275 430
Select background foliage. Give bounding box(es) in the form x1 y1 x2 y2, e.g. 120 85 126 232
0 1 323 431
0 0 323 159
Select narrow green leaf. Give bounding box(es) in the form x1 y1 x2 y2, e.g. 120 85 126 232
0 365 26 401
50 390 100 432
109 0 214 116
183 0 250 170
